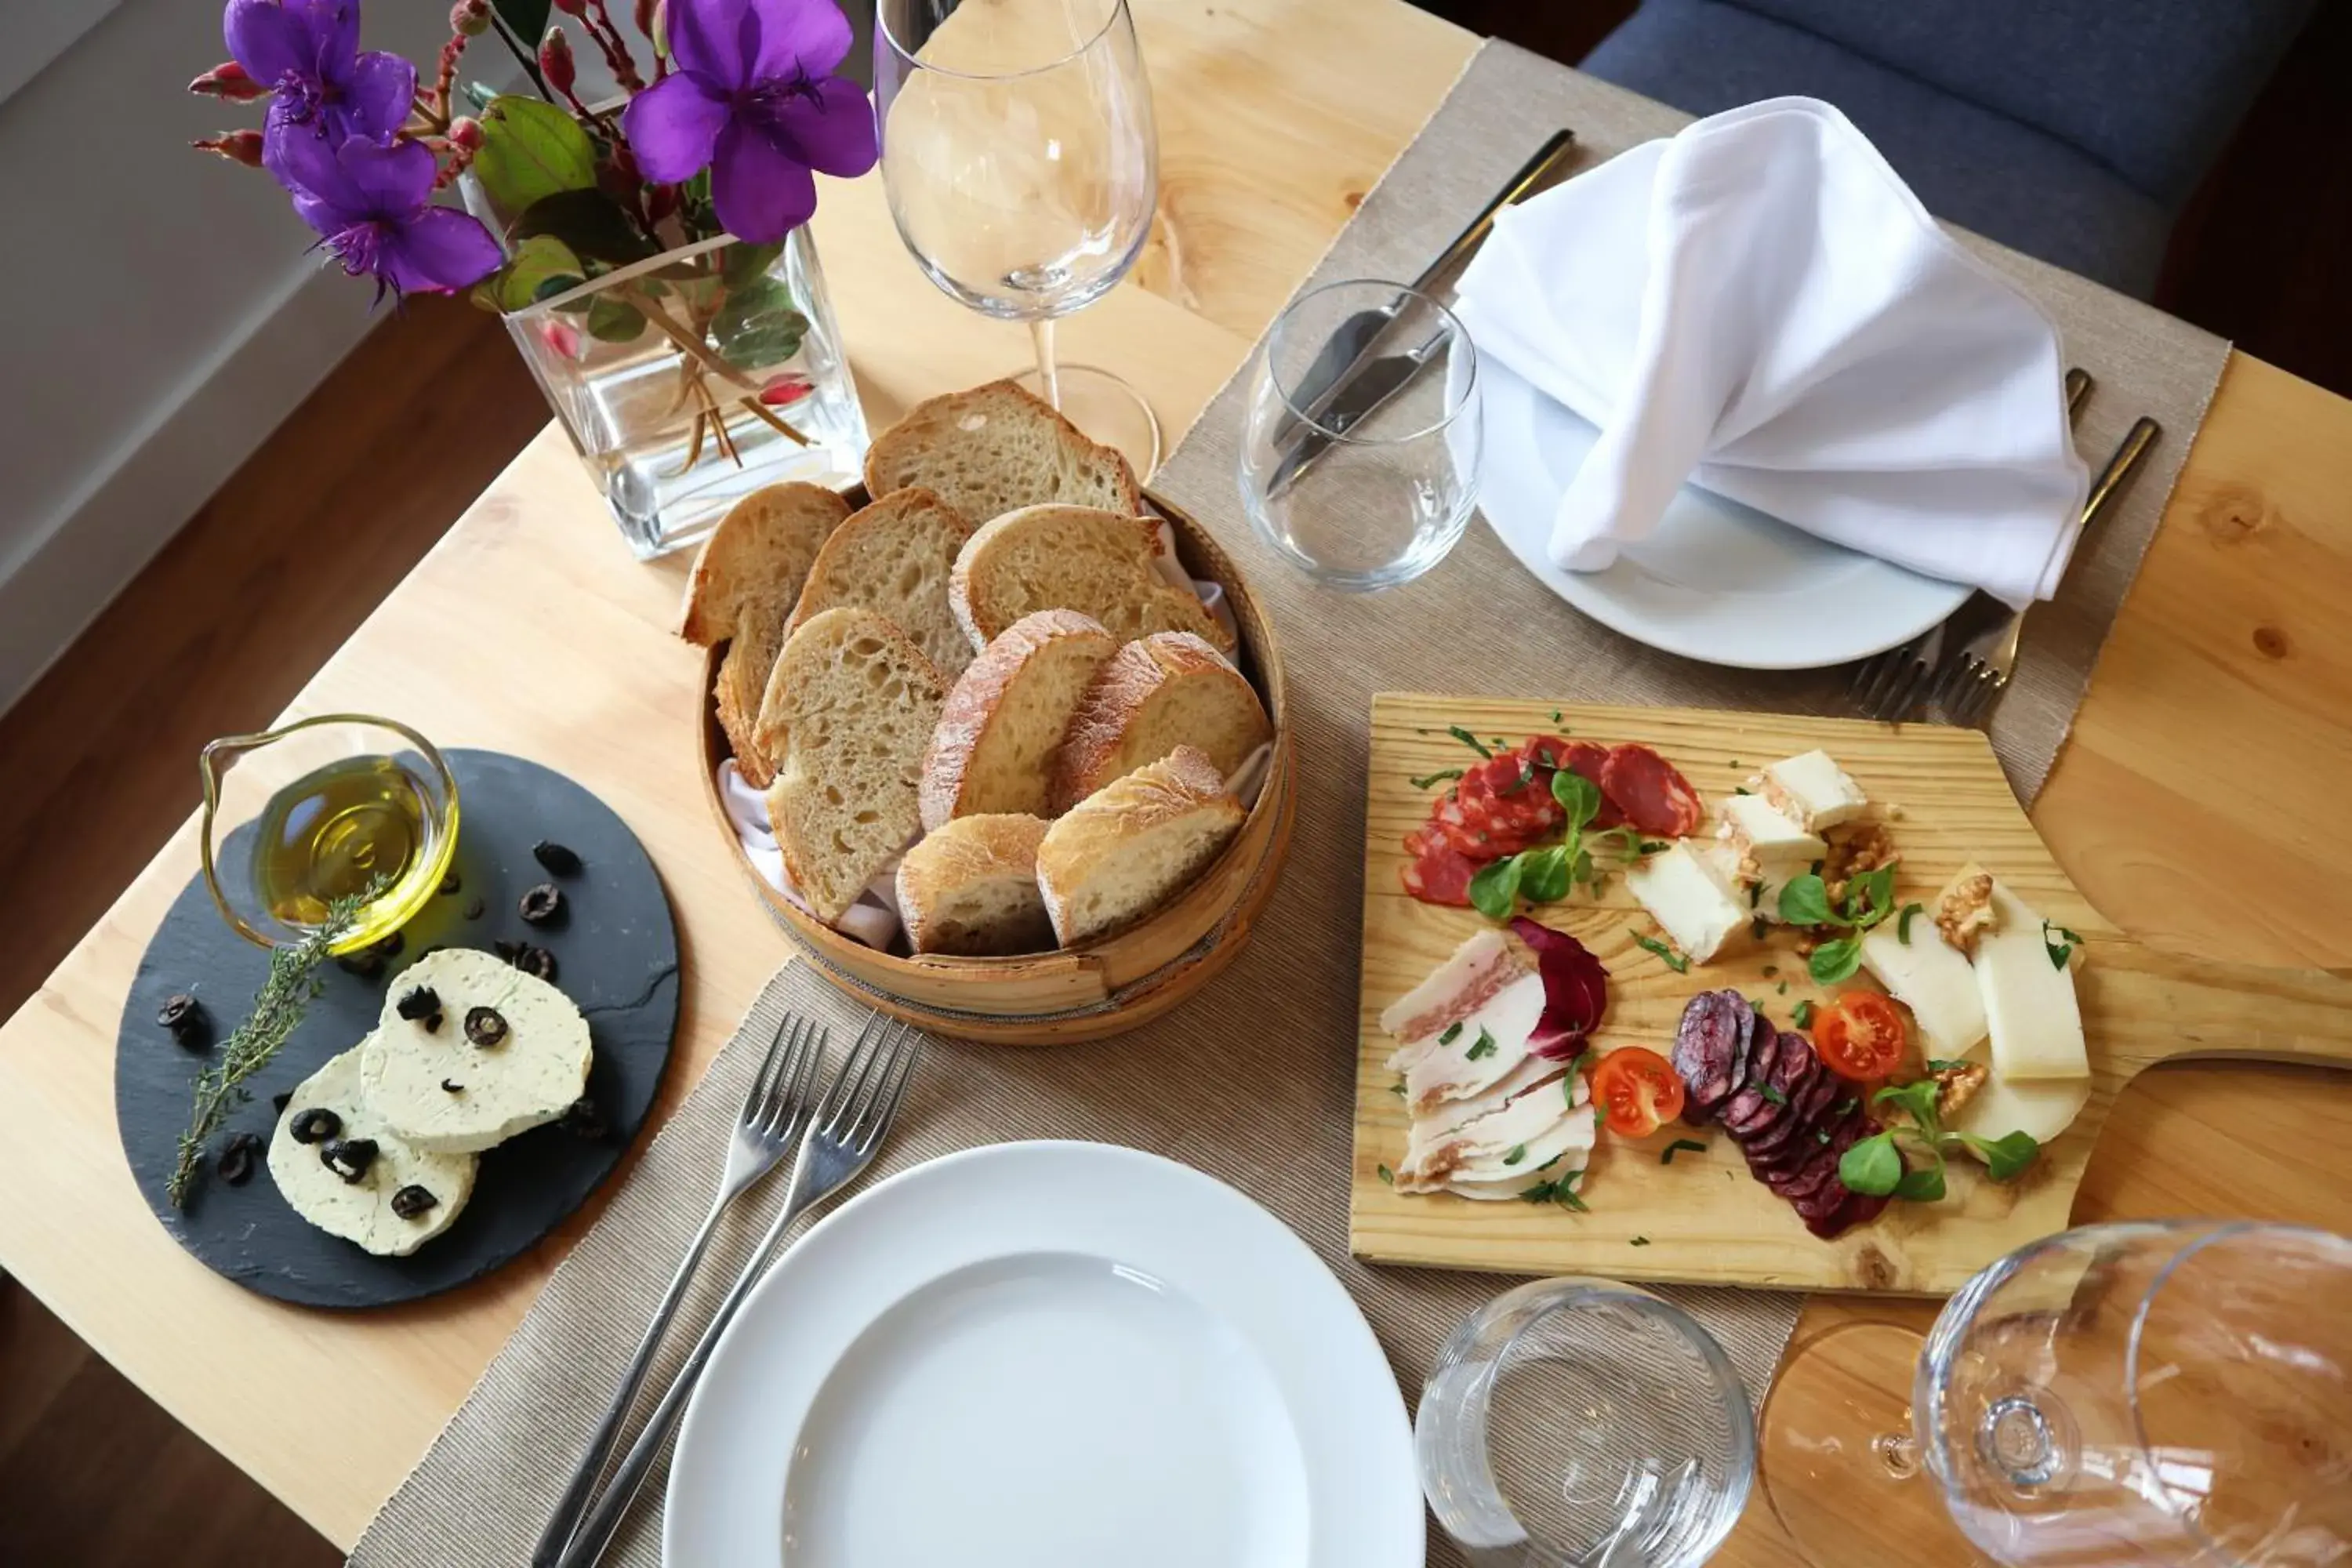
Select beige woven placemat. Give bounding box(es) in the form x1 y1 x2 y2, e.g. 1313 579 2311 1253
354 41 2230 1568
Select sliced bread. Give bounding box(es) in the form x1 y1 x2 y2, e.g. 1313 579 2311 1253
1036 745 1246 946
920 609 1119 829
678 482 853 788
756 608 948 924
786 486 978 677
950 505 1237 656
863 379 1142 522
1051 632 1272 812
895 813 1055 956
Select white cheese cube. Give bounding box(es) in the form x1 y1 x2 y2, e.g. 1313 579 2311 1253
269 1044 477 1256
1624 840 1747 966
1746 857 1803 926
1762 750 1867 830
1860 921 1987 1058
1950 1043 2091 1155
362 948 594 1152
1973 880 2091 1080
1721 793 1827 862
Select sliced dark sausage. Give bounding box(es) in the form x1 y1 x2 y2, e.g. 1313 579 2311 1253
1670 991 1750 1122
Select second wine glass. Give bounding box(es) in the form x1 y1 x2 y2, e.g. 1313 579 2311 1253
873 0 1163 474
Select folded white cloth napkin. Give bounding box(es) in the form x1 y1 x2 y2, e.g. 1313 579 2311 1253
1451 97 2089 605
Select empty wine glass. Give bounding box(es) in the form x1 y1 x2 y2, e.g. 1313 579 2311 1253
873 0 1163 474
1762 1220 2352 1568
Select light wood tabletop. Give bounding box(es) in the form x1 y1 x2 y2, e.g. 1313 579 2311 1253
2 2 2348 1556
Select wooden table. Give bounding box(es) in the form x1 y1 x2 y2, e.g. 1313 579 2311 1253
3 3 2348 1557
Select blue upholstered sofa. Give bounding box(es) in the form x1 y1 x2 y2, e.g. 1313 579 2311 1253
1582 0 2317 297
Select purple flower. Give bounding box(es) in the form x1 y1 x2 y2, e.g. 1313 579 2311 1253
223 0 416 148
269 128 502 299
621 0 877 244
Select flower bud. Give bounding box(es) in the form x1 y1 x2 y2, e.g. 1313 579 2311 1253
449 0 492 35
448 116 485 151
189 60 269 100
539 27 577 94
192 130 267 168
759 373 814 408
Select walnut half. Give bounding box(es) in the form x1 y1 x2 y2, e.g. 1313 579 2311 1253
1933 1060 1990 1120
1936 872 1997 956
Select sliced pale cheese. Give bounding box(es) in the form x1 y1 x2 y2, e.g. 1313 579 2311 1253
1743 856 1803 927
1398 970 1547 1113
1951 1044 2090 1156
269 1043 477 1256
1761 750 1867 830
1625 840 1747 965
361 949 593 1152
1973 880 2090 1081
1720 793 1827 862
1860 921 1987 1058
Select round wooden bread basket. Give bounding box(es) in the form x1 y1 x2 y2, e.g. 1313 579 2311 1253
696 488 1295 1044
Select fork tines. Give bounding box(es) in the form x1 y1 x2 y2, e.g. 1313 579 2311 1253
816 1014 925 1153
743 1013 825 1138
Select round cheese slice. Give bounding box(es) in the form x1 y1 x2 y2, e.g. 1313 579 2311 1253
269 1044 477 1256
361 948 593 1154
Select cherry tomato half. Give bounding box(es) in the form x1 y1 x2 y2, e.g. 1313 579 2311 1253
1588 1046 1686 1138
1811 991 1907 1082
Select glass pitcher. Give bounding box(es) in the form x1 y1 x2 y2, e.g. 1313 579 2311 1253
198 713 459 955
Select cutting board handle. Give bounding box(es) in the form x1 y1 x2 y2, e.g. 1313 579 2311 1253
2092 942 2352 1076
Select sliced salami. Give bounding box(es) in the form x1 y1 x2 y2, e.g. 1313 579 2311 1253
1598 743 1704 837
1401 842 1479 906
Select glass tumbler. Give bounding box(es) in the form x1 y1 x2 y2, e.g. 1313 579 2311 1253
1417 1277 1756 1567
1237 279 1482 591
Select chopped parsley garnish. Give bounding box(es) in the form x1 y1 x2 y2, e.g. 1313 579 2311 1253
1410 768 1464 789
1632 931 1690 973
1549 710 1563 724
1465 1027 1498 1061
1376 1163 1394 1185
1446 724 1492 757
1503 1144 1527 1167
1775 979 1789 995
1640 840 1670 855
1732 785 1751 795
1438 1021 1463 1046
1388 1081 1406 1098
1925 1058 1967 1073
2043 919 2083 970
1629 1236 1651 1246
1661 1138 1706 1165
1792 1000 1815 1029
1816 1128 1833 1145
1898 902 1925 943
1520 1172 1588 1210
1831 1097 1858 1117
1496 755 1537 795
1762 964 1778 978
1749 915 1771 941
1759 1083 1789 1106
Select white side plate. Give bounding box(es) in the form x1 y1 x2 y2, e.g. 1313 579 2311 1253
665 1142 1421 1568
1465 356 1970 670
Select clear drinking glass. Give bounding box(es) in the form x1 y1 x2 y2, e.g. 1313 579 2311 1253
1762 1220 2352 1568
873 0 1164 473
1237 280 1481 591
1417 1278 1756 1567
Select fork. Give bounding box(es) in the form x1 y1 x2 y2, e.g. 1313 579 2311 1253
528 1012 825 1568
1933 414 2161 725
552 1013 926 1568
1846 369 2096 722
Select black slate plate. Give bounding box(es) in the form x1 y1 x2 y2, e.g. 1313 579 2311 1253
114 750 680 1308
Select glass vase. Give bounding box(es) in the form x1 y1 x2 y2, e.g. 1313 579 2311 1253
503 229 869 559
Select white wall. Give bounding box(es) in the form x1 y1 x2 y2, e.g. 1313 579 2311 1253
0 0 523 717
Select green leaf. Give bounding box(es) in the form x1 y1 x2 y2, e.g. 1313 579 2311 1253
1408 768 1462 790
514 188 658 265
1791 999 1816 1029
492 0 553 48
1759 1083 1788 1107
1873 1078 1944 1134
1465 1027 1498 1062
1961 1130 2042 1182
1632 931 1689 974
1777 873 1836 927
1437 1021 1463 1046
585 296 647 343
1517 844 1571 904
1807 933 1863 985
1895 1162 1948 1203
1897 901 1925 943
1548 768 1601 831
2043 920 2083 971
1502 1144 1527 1167
1661 1138 1706 1165
1838 1131 1904 1196
720 239 786 286
1446 724 1492 757
1468 856 1523 920
1376 1163 1393 1185
472 94 598 220
1846 866 1898 928
492 233 586 312
710 277 808 372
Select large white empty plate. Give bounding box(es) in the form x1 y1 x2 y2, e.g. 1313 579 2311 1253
665 1142 1421 1568
1465 355 1971 670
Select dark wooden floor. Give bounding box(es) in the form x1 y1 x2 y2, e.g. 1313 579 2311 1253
2 8 2348 1562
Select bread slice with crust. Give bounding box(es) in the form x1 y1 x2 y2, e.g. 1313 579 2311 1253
950 505 1236 656
787 486 978 677
1051 632 1272 813
1036 746 1246 946
864 379 1143 522
895 814 1054 956
756 608 948 924
678 483 853 788
920 609 1119 829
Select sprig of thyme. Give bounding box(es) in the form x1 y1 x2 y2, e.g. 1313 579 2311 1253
168 887 375 1207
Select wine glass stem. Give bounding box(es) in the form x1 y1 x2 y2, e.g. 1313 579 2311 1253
1029 318 1062 411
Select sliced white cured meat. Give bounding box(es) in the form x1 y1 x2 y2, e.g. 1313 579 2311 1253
1973 880 2090 1081
1760 750 1867 830
1625 840 1747 965
1951 1043 2091 1155
362 948 593 1152
1448 1163 1588 1203
1398 1071 1593 1192
1860 922 1987 1058
1381 929 1530 1068
1412 1054 1564 1144
1397 969 1548 1113
269 1044 477 1256
1719 793 1826 862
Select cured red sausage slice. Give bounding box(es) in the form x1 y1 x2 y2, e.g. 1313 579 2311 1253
1598 744 1704 837
1401 841 1479 906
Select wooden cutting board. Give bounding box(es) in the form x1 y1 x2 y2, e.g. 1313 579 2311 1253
1350 693 2352 1295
